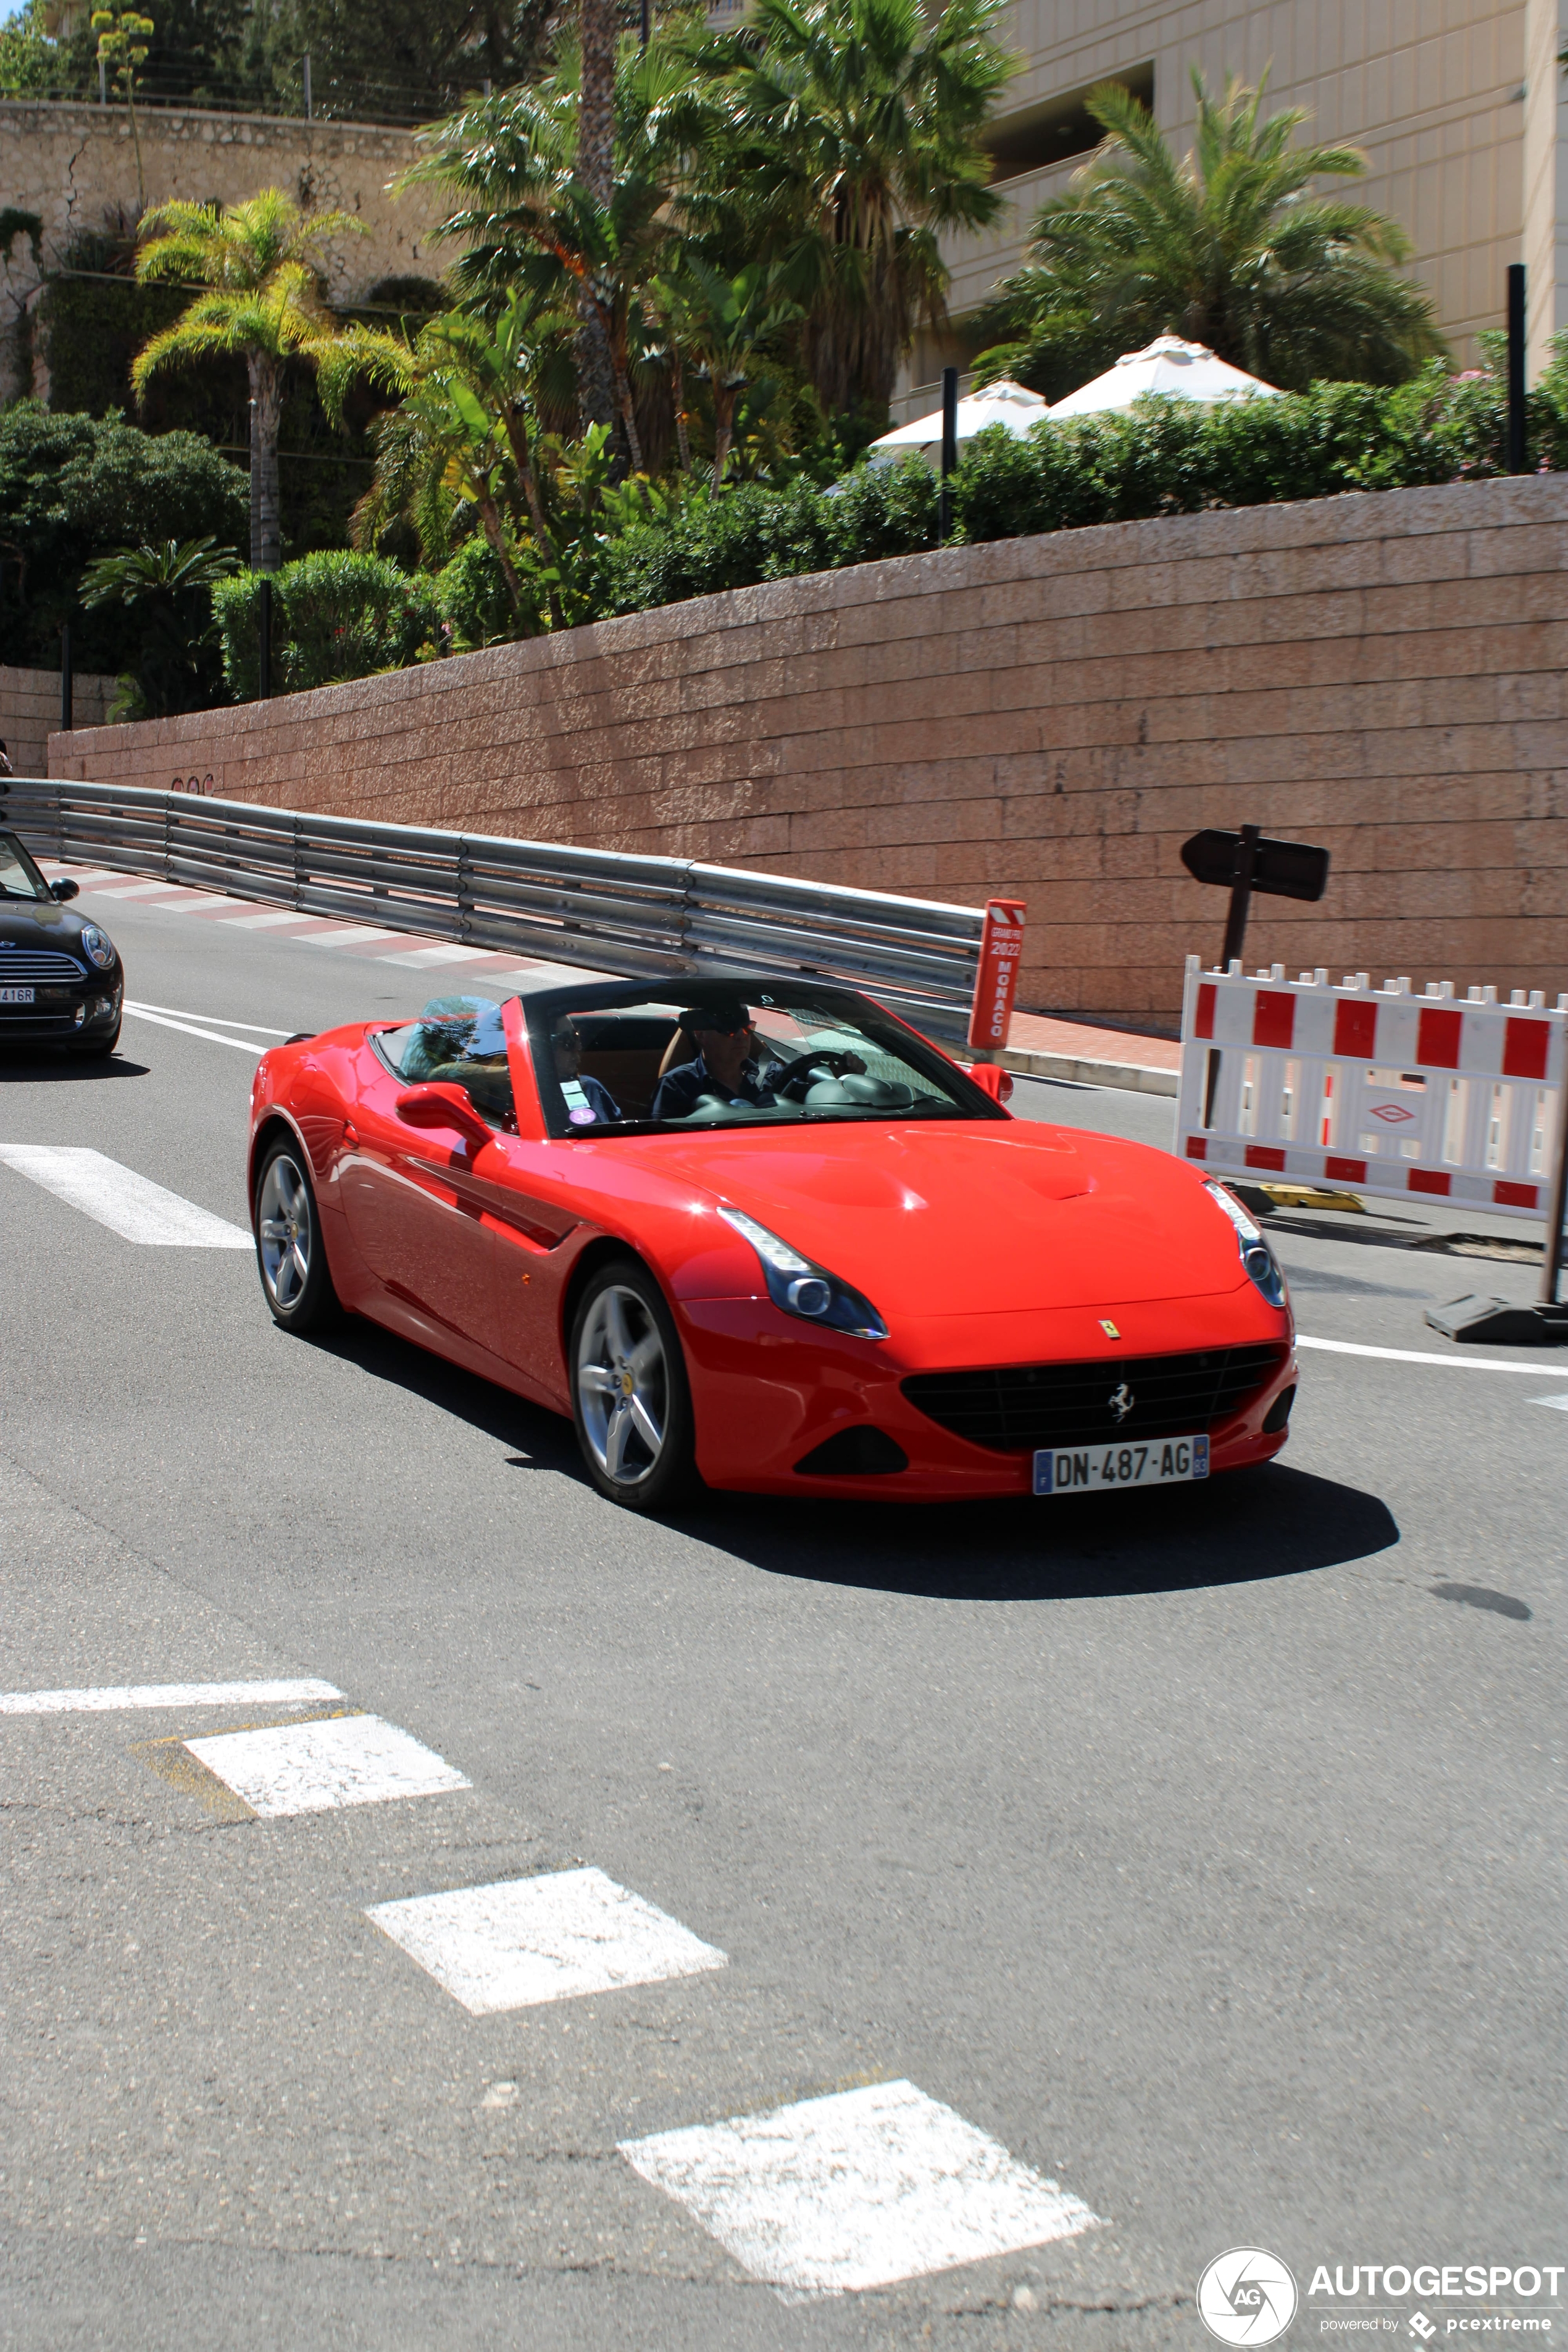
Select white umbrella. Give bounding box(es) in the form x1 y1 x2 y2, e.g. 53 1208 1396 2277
1047 335 1282 419
865 377 1049 467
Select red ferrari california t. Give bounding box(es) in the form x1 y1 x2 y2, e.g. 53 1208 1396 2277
248 974 1296 1511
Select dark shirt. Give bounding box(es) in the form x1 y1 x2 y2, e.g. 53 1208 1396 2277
651 1050 777 1122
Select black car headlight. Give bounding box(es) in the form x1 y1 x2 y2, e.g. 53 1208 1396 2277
1205 1180 1288 1308
718 1205 888 1340
79 925 117 970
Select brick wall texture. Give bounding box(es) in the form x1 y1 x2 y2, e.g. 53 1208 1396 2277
49 475 1568 1027
3 665 115 783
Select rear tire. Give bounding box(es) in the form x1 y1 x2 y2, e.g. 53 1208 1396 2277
254 1137 340 1334
569 1259 698 1512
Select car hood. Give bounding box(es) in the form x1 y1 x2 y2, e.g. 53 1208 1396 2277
651 1120 1248 1316
0 899 93 953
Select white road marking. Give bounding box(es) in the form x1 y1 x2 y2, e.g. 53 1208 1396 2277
378 944 499 969
215 908 312 929
78 879 186 899
1532 1393 1568 1411
1297 1334 1568 1377
186 1713 470 1817
0 1677 342 1716
368 1867 728 2014
0 1146 252 1246
620 2080 1099 2298
125 999 294 1035
120 1006 267 1053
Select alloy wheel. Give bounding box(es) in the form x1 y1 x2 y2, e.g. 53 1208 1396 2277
257 1151 313 1314
575 1283 670 1487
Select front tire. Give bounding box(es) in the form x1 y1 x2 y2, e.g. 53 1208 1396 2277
254 1138 340 1333
569 1259 697 1512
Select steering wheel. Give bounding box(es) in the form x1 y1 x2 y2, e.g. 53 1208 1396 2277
767 1047 867 1100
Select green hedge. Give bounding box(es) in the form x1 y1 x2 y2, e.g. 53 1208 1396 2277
599 362 1568 620
214 551 437 700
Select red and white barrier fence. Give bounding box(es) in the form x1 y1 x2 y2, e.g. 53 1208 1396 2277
1178 957 1567 1220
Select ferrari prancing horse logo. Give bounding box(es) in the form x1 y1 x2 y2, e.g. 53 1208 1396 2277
1108 1383 1135 1423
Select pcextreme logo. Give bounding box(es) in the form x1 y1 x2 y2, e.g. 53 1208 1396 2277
1198 2248 1300 2345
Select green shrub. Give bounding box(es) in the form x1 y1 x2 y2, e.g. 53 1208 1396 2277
0 402 246 670
595 357 1568 622
435 536 536 648
214 551 438 701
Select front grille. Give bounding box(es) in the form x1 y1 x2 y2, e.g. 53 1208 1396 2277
903 1344 1289 1454
0 951 87 982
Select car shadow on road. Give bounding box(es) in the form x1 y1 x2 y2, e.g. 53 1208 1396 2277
677 1463 1400 1603
309 1315 1399 1604
0 1051 151 1082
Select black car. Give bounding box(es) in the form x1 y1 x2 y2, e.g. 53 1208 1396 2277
0 826 123 1055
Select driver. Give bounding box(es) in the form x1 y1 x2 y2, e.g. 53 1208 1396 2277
651 1000 778 1120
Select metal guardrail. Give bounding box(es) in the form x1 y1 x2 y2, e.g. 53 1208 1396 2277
2 777 985 1040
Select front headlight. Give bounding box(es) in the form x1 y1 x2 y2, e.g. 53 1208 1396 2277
79 925 117 970
718 1204 888 1340
1205 1180 1288 1309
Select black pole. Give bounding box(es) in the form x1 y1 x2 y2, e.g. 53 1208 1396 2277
640 0 649 43
1220 822 1261 967
1507 262 1527 475
1540 1048 1568 1307
937 364 959 543
59 620 73 733
258 576 272 702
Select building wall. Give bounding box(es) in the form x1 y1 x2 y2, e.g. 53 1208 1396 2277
2 665 115 781
49 476 1568 1027
0 100 444 404
898 0 1544 419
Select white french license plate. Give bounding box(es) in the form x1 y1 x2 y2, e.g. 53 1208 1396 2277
0 986 35 1005
1034 1433 1209 1496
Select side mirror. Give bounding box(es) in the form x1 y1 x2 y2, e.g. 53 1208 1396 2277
51 878 79 902
396 1083 493 1147
967 1061 1014 1105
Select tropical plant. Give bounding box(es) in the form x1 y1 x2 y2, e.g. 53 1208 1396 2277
91 7 156 206
212 548 438 698
976 71 1446 400
79 535 239 717
348 294 564 621
0 401 247 670
651 256 801 485
682 0 1014 413
131 190 391 572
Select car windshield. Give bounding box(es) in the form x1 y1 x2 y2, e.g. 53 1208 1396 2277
0 832 50 903
525 982 1001 1138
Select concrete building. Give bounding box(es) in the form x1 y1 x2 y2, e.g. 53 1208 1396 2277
895 0 1568 420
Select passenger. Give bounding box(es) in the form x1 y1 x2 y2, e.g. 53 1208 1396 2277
552 1017 622 1125
651 1001 777 1120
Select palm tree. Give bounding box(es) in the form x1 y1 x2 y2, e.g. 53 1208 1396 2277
79 534 238 717
653 257 800 485
685 0 1013 415
977 72 1445 398
131 190 377 571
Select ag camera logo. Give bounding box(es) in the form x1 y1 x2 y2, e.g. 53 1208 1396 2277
1198 2248 1299 2345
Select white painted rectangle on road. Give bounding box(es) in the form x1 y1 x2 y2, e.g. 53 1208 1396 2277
215 908 311 930
186 1713 470 1817
620 2079 1099 2297
0 1676 342 1716
369 1867 727 2014
0 1146 252 1246
378 944 500 969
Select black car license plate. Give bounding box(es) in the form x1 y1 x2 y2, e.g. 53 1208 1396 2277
0 986 36 1005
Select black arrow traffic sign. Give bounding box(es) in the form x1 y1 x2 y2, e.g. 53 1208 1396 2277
1180 824 1330 967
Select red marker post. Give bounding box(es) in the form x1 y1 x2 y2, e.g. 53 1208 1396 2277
967 898 1027 1056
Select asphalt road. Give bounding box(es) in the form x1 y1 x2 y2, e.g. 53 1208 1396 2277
1 885 1562 2352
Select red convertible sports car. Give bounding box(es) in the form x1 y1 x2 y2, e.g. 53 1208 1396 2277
248 973 1296 1511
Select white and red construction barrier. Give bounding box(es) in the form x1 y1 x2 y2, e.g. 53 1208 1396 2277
1178 957 1568 1220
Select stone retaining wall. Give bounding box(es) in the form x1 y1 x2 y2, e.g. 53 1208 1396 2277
3 665 115 783
49 476 1568 1024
